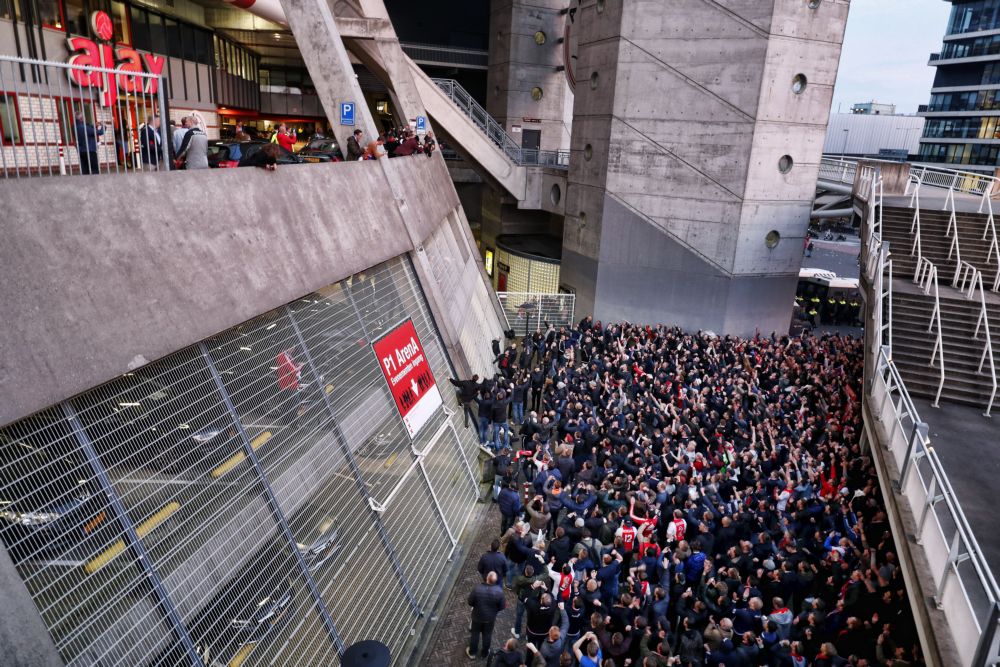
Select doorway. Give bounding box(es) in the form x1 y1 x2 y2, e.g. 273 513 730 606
521 129 540 151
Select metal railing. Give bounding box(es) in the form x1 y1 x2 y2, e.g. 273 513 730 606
914 256 945 407
981 195 1000 292
431 78 569 171
862 165 1000 666
908 163 997 200
955 263 998 417
0 54 170 179
818 156 858 184
496 292 576 336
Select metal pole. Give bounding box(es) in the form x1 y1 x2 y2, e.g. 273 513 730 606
157 76 170 171
898 421 928 488
60 402 204 667
198 343 346 655
284 303 422 616
972 602 1000 667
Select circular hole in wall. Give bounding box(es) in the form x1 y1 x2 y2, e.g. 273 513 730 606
778 155 794 173
550 184 562 206
531 86 544 101
765 230 781 249
792 74 808 94
807 0 821 8
534 30 547 45
584 143 593 161
590 72 599 90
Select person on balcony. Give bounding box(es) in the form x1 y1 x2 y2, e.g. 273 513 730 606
139 114 164 169
73 111 103 176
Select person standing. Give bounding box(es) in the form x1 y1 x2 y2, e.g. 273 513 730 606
172 115 190 156
449 375 480 428
73 111 103 175
346 128 364 160
139 114 163 169
175 121 208 170
467 571 506 659
275 123 297 152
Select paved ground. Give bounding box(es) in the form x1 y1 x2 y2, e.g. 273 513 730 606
419 502 518 666
805 237 862 279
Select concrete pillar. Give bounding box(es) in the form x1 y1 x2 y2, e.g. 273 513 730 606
346 38 434 137
278 0 378 152
488 0 574 152
561 0 850 335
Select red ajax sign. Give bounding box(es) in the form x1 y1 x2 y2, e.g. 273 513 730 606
372 319 442 439
66 11 165 106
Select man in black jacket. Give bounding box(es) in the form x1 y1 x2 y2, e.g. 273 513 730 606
467 571 506 659
478 539 508 583
449 374 480 427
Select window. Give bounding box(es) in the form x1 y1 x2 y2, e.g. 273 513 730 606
112 0 130 44
0 94 21 145
181 24 196 61
130 6 148 50
64 0 86 36
0 0 20 21
56 99 97 145
37 0 64 29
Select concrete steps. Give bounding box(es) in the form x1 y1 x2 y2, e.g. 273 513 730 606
882 206 999 284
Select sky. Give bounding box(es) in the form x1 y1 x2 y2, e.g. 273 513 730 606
831 0 952 115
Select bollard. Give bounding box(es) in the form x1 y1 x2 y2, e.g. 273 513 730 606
57 142 66 175
341 641 390 667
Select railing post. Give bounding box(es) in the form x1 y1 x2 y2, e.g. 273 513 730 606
935 531 962 605
914 475 938 542
898 421 928 488
158 75 170 172
972 602 1000 667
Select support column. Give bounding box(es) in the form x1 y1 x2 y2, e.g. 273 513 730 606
278 0 378 152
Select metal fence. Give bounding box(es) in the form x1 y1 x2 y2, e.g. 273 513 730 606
859 168 1000 667
0 54 170 178
496 292 576 336
0 255 481 666
431 78 570 171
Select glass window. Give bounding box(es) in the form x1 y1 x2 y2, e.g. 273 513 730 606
57 99 96 145
181 24 195 61
0 93 20 145
0 0 18 21
63 0 85 36
130 6 149 51
259 68 269 86
162 17 179 59
150 14 167 56
37 0 64 29
112 0 130 44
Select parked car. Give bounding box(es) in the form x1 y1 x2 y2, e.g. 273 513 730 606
207 141 303 168
297 526 340 572
0 440 109 563
296 136 343 163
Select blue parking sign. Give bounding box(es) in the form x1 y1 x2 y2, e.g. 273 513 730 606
340 102 355 126
415 115 426 132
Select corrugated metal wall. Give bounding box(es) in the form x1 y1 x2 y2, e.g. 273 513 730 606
823 113 926 155
0 255 481 667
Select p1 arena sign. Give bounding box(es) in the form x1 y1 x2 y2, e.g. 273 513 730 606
66 11 166 106
372 319 442 439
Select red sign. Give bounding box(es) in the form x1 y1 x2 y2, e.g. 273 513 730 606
372 319 442 438
65 11 166 106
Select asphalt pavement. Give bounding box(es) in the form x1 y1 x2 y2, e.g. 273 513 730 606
803 236 861 280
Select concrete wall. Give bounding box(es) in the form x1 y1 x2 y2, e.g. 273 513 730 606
487 0 573 152
561 0 849 335
0 155 501 426
0 547 63 667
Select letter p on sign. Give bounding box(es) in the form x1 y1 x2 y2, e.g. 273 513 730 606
340 102 355 126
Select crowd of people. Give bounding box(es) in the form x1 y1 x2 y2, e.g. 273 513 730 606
456 319 920 667
345 126 437 161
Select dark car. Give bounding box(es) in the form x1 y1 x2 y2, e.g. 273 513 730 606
207 141 303 168
296 136 343 163
194 587 295 666
0 440 110 564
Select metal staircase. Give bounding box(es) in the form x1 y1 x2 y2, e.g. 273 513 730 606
430 78 569 170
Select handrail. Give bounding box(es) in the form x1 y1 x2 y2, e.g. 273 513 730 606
946 198 964 286
980 195 1000 292
430 78 570 171
956 264 998 417
910 180 924 265
914 256 945 407
863 164 1000 664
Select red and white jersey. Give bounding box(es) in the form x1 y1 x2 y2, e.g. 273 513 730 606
666 517 687 543
618 524 637 552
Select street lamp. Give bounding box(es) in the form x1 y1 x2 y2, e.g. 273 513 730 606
841 128 850 158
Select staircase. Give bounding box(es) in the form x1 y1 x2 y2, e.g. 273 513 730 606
881 205 998 287
891 287 999 407
879 204 1000 410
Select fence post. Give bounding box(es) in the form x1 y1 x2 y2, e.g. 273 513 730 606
898 421 928 488
158 75 170 172
972 602 1000 667
57 142 66 175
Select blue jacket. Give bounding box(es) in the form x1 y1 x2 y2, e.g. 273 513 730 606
74 119 103 152
498 487 522 518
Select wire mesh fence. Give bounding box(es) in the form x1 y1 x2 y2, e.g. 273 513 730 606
496 292 577 337
0 255 482 666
